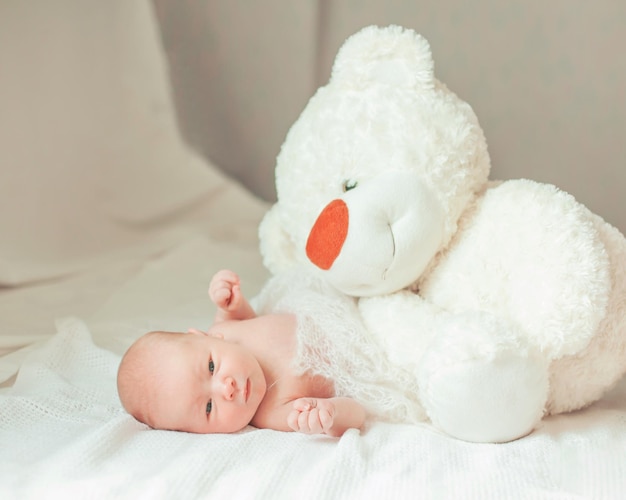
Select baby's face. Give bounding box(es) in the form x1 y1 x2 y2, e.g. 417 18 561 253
145 331 267 433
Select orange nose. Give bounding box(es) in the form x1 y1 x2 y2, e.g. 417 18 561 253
306 199 349 270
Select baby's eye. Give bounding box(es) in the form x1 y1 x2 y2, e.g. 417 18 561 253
208 359 215 374
206 400 212 415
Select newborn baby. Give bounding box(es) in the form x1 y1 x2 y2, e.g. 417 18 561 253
117 270 366 437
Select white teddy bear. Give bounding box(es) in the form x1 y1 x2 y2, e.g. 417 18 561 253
259 25 626 442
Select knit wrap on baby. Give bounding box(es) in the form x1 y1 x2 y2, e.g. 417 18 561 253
252 268 426 425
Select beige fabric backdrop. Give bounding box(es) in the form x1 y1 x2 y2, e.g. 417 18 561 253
154 0 625 234
0 0 261 285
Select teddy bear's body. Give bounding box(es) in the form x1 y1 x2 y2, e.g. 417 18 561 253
259 25 626 442
359 178 626 441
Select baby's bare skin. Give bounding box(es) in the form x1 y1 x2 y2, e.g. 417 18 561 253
118 270 365 436
205 270 366 436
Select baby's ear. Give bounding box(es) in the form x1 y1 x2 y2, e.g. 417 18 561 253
187 328 223 339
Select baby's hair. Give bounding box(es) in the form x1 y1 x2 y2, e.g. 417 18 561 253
117 330 183 427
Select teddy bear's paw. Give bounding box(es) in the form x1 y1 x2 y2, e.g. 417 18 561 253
419 347 549 443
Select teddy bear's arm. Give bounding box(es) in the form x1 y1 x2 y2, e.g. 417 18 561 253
422 180 612 360
360 290 549 443
358 290 443 369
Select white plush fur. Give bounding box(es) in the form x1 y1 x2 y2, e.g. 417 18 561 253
259 25 626 442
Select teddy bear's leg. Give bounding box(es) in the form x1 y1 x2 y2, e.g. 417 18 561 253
417 313 549 443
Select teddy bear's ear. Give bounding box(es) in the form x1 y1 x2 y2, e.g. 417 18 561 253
330 25 434 90
258 204 299 274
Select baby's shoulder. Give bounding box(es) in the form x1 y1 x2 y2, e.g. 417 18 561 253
249 313 297 356
259 313 297 337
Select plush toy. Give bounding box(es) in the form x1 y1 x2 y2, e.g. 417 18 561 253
258 25 626 442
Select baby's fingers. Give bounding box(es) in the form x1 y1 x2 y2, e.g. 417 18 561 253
211 286 233 308
292 398 315 412
303 409 325 434
289 399 335 434
287 409 302 432
226 284 243 310
318 408 334 431
212 269 240 285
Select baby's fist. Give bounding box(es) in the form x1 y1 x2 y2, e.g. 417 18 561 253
288 398 335 435
209 269 242 310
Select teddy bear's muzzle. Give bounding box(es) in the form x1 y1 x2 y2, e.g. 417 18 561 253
306 199 349 270
303 171 447 296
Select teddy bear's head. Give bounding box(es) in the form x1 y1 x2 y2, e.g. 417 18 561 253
260 25 491 296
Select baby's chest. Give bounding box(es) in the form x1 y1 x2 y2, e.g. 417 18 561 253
275 372 335 403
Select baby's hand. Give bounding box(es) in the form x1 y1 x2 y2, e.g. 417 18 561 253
288 398 335 435
209 269 243 312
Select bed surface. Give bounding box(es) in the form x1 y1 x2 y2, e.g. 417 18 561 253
2 235 626 499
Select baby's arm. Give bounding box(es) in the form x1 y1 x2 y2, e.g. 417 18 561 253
209 269 256 322
287 397 366 437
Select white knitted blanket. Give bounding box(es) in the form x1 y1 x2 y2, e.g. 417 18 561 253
2 316 626 499
252 269 426 424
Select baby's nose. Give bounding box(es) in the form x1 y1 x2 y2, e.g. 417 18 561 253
222 376 235 401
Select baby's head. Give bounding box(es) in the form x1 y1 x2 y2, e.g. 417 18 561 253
117 329 267 433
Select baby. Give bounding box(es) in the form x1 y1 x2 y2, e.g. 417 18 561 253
117 269 366 437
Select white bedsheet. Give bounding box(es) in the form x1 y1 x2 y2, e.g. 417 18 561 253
1 236 626 500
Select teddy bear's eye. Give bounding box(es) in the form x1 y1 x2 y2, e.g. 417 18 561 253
342 180 358 192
